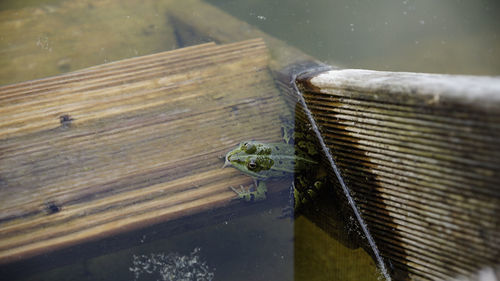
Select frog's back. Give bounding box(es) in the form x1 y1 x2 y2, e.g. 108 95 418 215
268 142 317 175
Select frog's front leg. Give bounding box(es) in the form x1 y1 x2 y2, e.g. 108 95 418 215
230 179 267 201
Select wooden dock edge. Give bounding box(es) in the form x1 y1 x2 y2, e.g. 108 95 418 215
294 68 500 280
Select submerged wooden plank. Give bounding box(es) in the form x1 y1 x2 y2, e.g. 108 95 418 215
164 0 319 71
292 69 500 280
0 0 178 85
0 38 291 264
0 0 321 87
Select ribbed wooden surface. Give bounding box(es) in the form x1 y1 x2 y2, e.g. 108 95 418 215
0 38 290 264
298 69 500 280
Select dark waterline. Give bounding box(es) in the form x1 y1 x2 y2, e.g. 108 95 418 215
291 66 392 281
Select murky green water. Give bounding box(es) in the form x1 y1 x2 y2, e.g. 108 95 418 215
6 206 295 281
1 1 499 280
208 0 500 75
1 0 498 86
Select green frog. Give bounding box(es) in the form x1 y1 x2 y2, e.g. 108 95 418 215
223 122 326 211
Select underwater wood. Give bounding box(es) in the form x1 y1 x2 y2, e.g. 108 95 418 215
0 38 290 264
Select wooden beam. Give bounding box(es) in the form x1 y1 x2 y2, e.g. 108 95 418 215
0 38 291 264
293 68 500 280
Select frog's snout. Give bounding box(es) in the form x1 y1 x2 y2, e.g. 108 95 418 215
222 155 232 168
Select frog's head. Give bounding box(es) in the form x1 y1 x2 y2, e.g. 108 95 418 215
223 141 275 179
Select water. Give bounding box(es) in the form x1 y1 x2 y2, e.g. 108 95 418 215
2 205 295 281
290 66 391 281
208 0 500 75
1 1 499 280
1 0 499 85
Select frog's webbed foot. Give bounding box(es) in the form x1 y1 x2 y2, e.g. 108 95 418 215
294 180 323 209
280 120 295 145
229 180 267 202
229 185 253 200
279 179 325 219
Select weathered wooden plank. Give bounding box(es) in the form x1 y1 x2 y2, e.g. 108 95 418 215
0 38 291 264
292 69 500 280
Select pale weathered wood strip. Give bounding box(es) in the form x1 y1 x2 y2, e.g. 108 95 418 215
0 38 268 139
0 169 238 236
0 38 266 99
0 169 238 250
0 41 261 102
0 42 216 97
0 95 283 220
0 38 292 263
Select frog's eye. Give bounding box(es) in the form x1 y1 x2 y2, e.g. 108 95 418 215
243 143 256 153
247 159 257 170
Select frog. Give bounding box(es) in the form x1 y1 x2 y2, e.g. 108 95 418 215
223 121 327 212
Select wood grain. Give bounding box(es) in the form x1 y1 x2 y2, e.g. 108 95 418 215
0 38 291 264
295 69 500 281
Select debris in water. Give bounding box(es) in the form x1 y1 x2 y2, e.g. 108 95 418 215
129 247 214 281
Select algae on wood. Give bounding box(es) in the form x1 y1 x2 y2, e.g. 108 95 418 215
0 38 291 264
